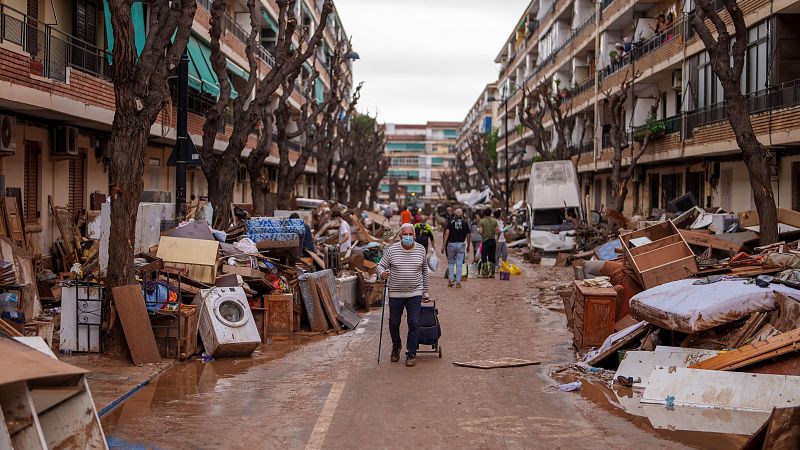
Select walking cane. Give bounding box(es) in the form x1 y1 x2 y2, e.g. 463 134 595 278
377 283 388 363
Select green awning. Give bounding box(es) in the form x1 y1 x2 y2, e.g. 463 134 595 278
406 185 424 193
314 78 324 103
226 59 248 80
262 10 279 32
186 35 220 97
102 0 146 59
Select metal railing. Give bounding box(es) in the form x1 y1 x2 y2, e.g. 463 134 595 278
567 141 594 155
196 0 276 67
685 78 800 138
599 17 682 82
526 12 595 83
0 3 111 82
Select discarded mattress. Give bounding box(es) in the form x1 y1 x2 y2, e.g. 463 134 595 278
245 218 305 243
629 278 798 333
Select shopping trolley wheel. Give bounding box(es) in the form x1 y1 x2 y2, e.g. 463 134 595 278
438 345 443 358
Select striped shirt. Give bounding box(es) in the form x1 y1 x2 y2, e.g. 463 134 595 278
376 242 429 298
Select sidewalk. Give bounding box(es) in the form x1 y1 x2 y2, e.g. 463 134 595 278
59 354 174 416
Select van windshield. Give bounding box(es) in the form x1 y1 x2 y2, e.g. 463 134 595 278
532 208 579 231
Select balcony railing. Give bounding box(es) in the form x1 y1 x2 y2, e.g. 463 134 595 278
685 78 800 138
567 141 594 155
0 3 111 82
526 12 595 83
196 0 276 67
599 17 682 82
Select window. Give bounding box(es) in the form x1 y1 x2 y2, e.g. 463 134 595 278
745 21 769 94
661 173 683 207
719 168 733 212
685 171 705 208
69 152 86 218
649 174 660 212
73 0 99 72
697 52 722 107
24 141 40 224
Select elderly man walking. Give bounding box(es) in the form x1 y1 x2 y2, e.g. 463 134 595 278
377 223 430 367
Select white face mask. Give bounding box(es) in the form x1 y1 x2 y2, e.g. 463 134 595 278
401 235 415 246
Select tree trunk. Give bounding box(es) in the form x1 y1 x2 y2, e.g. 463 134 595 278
203 155 238 229
107 113 148 289
610 184 627 214
276 174 295 210
725 95 779 244
250 175 270 216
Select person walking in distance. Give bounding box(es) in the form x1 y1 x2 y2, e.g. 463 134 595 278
441 208 470 288
377 223 430 367
479 207 500 277
332 210 351 253
469 212 482 262
400 206 413 225
493 209 509 264
413 216 436 252
383 204 393 226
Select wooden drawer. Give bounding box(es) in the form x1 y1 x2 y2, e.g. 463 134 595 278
620 220 698 289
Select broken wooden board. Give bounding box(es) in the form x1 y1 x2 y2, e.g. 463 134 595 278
678 229 743 253
740 406 800 450
297 273 330 332
112 285 161 365
315 280 342 333
739 208 800 229
305 249 326 270
689 327 800 371
585 322 651 367
3 196 26 249
615 348 719 390
336 303 361 330
452 358 541 369
641 367 800 412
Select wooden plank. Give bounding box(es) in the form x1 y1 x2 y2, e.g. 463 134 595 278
305 249 326 269
4 197 26 249
690 328 800 371
156 236 219 266
678 229 743 253
298 275 330 332
315 280 342 333
586 324 651 366
739 208 800 229
111 285 161 365
727 311 769 349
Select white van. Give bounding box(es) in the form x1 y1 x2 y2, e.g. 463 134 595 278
527 161 582 253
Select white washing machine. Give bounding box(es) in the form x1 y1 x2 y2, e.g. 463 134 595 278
196 287 261 357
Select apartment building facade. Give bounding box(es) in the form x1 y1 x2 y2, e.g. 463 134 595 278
0 0 351 256
379 122 460 204
469 0 799 217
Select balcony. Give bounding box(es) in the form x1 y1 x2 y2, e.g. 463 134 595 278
0 3 110 82
196 0 275 67
599 17 682 82
685 78 800 138
526 13 595 83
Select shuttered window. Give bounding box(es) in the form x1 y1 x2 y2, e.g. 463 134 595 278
23 141 40 224
792 162 800 212
68 152 86 217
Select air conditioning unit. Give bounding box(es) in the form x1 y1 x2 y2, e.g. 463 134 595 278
237 165 250 183
0 115 16 155
52 126 79 157
672 70 682 90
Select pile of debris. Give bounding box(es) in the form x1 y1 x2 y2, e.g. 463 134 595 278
561 207 800 437
1 198 396 368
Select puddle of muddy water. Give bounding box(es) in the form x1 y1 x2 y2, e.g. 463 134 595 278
101 335 325 437
553 371 751 450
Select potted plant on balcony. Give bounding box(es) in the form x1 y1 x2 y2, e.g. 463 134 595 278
632 115 666 143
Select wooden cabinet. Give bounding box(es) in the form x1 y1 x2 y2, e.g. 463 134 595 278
572 281 618 350
619 220 698 289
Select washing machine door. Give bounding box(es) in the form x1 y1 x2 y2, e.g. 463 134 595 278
213 297 249 328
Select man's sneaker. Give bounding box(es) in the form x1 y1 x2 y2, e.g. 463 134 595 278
391 347 401 362
448 281 454 287
405 355 416 367
456 282 462 288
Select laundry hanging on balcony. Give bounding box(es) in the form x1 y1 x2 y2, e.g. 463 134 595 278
102 0 146 59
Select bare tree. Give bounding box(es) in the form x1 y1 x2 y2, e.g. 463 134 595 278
200 0 333 228
691 0 778 244
331 113 387 207
106 0 196 289
388 179 400 203
465 129 525 207
439 147 475 199
602 71 660 214
519 80 575 161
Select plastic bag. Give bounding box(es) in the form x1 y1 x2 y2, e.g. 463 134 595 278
509 263 522 275
427 251 439 272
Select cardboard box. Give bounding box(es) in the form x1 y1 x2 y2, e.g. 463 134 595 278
221 264 265 279
156 236 219 284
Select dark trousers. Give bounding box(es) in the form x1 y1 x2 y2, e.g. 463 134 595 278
481 238 497 264
389 295 422 356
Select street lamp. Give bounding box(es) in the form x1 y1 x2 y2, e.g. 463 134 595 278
487 81 523 215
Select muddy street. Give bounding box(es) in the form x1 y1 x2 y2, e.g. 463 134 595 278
103 263 708 449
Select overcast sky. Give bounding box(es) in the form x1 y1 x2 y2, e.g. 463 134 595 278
334 0 523 125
